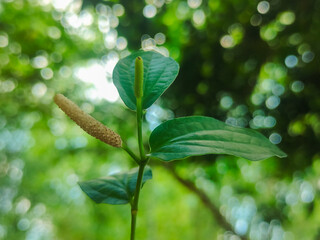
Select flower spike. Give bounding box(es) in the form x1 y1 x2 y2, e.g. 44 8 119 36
54 94 122 148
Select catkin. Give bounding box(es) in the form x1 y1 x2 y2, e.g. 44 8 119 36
54 94 122 148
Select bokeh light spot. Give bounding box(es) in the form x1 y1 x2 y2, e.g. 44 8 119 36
298 43 310 55
9 42 21 54
59 66 72 78
143 5 157 18
17 218 30 231
302 51 314 63
285 55 298 68
290 81 304 93
266 95 280 109
55 138 68 150
0 53 10 66
32 56 49 69
0 225 6 238
220 96 233 109
220 35 235 48
0 34 9 48
113 4 125 17
251 93 264 105
279 11 295 25
32 82 47 98
0 80 16 93
188 0 202 9
272 84 285 96
235 219 248 236
154 33 166 45
192 9 206 26
98 16 110 33
260 26 277 41
285 192 298 206
79 10 94 26
288 33 302 45
176 2 189 19
261 78 274 91
253 115 264 128
109 15 119 28
47 26 61 39
157 46 169 57
250 14 262 26
116 37 128 50
142 38 156 50
154 0 165 8
269 132 282 144
264 116 276 128
197 82 208 95
104 29 118 49
40 68 54 80
225 117 237 126
52 0 73 12
300 182 315 203
15 198 31 215
32 203 47 217
257 1 270 14
51 52 62 63
70 136 88 149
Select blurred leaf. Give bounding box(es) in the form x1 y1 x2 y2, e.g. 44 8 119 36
78 166 152 205
149 116 287 161
113 50 179 110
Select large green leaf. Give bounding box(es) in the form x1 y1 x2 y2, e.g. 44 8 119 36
78 167 152 205
149 116 287 161
113 50 179 110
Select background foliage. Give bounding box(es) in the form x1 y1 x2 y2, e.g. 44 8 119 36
0 0 319 239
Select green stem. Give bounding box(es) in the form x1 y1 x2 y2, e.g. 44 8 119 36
130 96 147 240
136 97 145 160
122 144 140 165
130 161 147 240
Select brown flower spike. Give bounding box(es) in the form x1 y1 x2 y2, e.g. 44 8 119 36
54 94 122 148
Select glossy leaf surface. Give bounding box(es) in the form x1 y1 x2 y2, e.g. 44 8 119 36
149 116 287 161
113 50 179 110
78 167 152 205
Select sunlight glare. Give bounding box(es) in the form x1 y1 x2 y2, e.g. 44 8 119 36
52 0 73 12
75 61 119 102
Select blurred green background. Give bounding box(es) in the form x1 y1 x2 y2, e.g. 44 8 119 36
0 0 320 239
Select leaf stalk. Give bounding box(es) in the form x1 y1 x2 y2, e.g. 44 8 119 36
122 143 140 165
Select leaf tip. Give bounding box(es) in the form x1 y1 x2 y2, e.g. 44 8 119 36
278 151 287 158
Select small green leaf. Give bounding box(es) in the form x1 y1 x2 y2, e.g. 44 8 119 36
78 167 152 205
113 50 179 110
149 116 287 161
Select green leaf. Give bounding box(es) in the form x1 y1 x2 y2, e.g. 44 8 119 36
113 50 179 110
78 167 152 205
149 116 287 161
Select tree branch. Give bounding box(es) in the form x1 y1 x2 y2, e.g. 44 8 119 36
161 163 249 240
